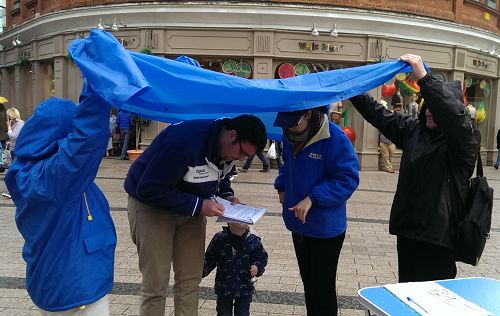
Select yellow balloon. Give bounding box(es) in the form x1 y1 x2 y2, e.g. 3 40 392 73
476 109 486 124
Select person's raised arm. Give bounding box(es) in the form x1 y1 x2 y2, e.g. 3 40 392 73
401 54 479 159
45 81 111 202
349 94 416 149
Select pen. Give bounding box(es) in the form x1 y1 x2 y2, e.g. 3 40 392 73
406 296 429 314
211 195 220 204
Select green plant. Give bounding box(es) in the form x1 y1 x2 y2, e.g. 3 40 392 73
139 47 153 55
132 115 151 150
17 57 31 70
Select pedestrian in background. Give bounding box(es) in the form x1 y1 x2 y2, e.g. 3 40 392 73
349 54 480 282
115 110 132 160
106 110 117 157
239 150 270 173
5 82 116 315
378 100 396 173
6 107 25 160
494 129 500 169
0 103 10 149
203 222 268 316
273 106 359 316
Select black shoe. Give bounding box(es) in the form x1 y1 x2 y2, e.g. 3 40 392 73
260 169 270 172
494 164 499 170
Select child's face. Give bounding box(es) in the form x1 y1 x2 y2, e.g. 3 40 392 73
228 222 248 236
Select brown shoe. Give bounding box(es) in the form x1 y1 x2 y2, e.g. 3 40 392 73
385 168 395 173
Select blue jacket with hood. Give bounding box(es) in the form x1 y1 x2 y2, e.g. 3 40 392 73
274 116 359 238
4 87 116 311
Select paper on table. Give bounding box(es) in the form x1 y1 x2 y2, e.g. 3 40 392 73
384 281 492 316
215 198 266 225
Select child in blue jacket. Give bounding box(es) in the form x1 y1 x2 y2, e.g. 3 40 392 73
203 222 268 316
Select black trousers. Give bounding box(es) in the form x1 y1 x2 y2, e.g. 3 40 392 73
216 295 252 316
397 235 457 282
292 232 345 316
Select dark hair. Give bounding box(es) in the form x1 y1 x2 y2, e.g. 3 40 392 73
391 93 402 106
227 114 267 151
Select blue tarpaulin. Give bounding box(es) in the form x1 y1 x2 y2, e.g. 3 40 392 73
68 30 417 139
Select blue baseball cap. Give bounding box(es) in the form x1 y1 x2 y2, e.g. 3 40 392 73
273 110 308 129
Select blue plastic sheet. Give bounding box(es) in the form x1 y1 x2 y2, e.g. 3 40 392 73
68 30 417 139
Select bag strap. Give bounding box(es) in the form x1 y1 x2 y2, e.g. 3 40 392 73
476 151 483 178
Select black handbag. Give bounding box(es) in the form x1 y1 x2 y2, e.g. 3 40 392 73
454 154 493 266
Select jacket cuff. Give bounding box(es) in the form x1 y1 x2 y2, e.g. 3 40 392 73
417 73 434 86
255 263 265 277
308 193 316 206
192 196 203 217
219 192 233 199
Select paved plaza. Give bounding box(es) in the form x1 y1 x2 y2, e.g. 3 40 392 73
0 157 498 315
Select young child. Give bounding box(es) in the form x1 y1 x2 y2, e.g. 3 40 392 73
203 222 268 316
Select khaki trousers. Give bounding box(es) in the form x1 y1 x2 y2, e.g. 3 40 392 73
379 142 396 171
128 196 206 316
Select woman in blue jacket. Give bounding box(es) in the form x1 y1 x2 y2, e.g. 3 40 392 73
5 82 116 314
274 106 359 316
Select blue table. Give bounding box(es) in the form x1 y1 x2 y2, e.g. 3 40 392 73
358 277 500 316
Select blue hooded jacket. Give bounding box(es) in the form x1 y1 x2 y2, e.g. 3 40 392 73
4 88 117 311
274 117 359 238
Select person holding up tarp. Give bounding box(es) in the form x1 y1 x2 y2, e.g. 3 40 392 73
125 109 267 315
4 81 116 315
349 54 480 282
273 106 359 316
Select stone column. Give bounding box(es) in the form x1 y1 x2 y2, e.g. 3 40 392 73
31 61 43 113
53 56 68 98
253 31 274 79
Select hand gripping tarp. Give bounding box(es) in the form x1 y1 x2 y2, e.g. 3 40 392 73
68 30 417 139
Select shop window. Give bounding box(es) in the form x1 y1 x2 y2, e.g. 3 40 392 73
464 75 491 147
197 58 253 79
273 62 353 79
273 61 358 128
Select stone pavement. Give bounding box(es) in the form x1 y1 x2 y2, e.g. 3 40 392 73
0 157 499 316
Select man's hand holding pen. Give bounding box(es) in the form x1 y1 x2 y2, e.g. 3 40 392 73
200 196 225 217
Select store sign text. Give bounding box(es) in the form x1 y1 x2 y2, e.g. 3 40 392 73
298 42 343 53
472 59 490 69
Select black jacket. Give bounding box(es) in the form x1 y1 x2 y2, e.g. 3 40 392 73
350 74 480 249
203 227 268 297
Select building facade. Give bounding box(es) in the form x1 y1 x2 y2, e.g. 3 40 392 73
0 1 499 169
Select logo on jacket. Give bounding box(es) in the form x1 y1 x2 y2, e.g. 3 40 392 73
184 165 219 183
308 152 322 160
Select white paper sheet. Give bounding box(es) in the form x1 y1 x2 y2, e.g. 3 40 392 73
384 281 492 316
215 198 266 225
